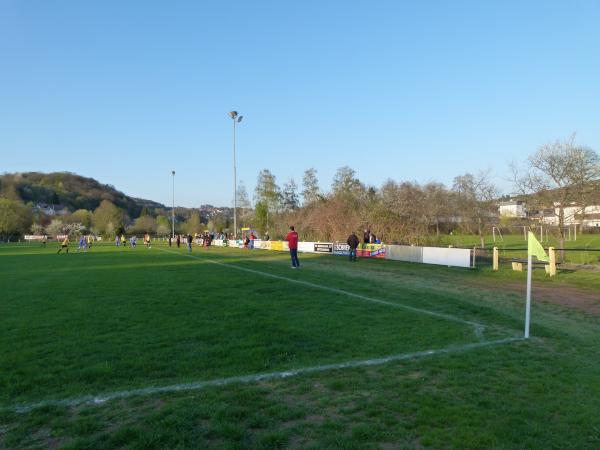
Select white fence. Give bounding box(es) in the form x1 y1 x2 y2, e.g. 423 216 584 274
211 239 472 269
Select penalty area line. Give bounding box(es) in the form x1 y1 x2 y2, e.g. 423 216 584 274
157 247 486 337
6 337 523 414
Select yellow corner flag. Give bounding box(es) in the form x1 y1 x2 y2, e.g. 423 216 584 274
528 232 548 262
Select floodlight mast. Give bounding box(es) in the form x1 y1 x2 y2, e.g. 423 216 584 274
171 170 175 239
229 111 243 239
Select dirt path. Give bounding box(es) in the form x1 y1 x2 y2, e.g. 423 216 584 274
486 281 600 315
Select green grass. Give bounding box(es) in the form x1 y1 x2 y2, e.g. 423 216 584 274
443 233 600 265
1 242 600 449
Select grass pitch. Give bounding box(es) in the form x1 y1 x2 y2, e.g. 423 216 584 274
1 242 600 449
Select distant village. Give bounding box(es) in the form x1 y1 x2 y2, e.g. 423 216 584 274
498 200 600 228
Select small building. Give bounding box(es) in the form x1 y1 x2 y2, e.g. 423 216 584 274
498 200 526 218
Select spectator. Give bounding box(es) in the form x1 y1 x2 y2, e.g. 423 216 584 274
285 226 300 268
187 234 193 252
249 232 255 249
363 229 370 244
347 232 359 262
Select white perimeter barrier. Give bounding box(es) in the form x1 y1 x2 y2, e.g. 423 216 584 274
206 239 472 269
385 245 423 263
422 247 471 268
385 244 472 268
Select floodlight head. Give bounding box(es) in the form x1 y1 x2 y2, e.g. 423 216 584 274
172 170 175 175
237 115 243 123
229 111 238 119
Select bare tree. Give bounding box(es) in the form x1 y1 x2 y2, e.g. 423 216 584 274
452 171 498 248
281 179 300 211
236 182 252 228
514 135 600 254
423 182 451 236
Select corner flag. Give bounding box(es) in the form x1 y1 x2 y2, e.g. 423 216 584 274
528 232 548 262
524 231 549 338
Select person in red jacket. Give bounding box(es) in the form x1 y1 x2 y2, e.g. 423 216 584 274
285 225 300 268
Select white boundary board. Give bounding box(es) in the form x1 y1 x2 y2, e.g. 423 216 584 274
422 247 472 268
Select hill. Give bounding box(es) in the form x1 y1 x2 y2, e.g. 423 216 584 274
0 172 165 218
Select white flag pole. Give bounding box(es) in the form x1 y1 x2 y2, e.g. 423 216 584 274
525 251 532 339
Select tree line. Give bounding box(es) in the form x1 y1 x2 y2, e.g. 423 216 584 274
1 135 598 246
246 134 599 248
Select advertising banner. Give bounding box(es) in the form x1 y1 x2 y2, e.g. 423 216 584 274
333 243 350 256
298 242 315 253
270 241 289 251
228 239 242 248
313 243 333 253
356 243 386 258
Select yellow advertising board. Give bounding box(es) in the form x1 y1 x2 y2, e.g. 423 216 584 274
270 241 286 251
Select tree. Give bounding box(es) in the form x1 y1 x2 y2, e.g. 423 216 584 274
0 182 21 201
237 182 252 229
281 179 300 211
156 215 171 236
452 171 498 248
92 200 126 236
254 169 281 233
301 168 321 205
64 222 87 236
210 213 230 234
254 201 270 236
331 166 363 196
68 209 93 228
184 211 203 235
130 215 157 234
45 218 65 237
0 199 33 241
423 182 451 236
30 223 45 235
513 134 600 254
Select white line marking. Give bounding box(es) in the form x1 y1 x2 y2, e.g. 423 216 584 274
157 247 486 336
5 337 523 413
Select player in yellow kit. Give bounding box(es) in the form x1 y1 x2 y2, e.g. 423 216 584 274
57 236 69 254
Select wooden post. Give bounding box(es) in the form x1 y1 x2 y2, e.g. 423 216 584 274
548 247 556 277
493 246 499 271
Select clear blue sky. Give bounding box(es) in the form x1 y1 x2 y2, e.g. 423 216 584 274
1 0 599 207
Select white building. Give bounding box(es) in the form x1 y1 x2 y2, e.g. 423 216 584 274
498 200 527 218
540 203 600 227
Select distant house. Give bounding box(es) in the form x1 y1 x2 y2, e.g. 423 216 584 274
498 200 526 218
35 203 69 216
535 202 600 228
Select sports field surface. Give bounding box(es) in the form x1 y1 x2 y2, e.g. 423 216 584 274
1 242 600 449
